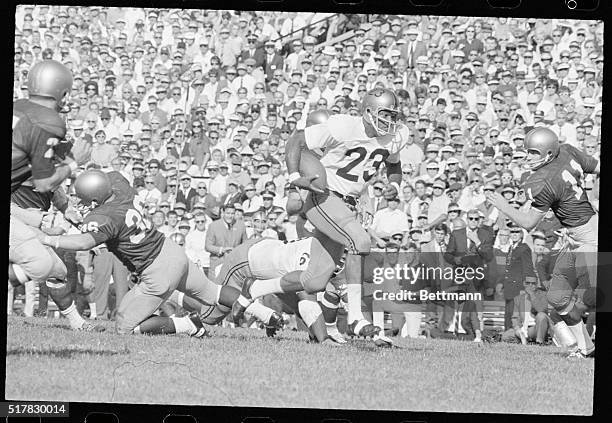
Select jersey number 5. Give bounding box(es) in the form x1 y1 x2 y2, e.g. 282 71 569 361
336 147 389 182
125 198 151 244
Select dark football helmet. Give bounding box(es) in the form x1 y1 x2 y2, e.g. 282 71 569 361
361 87 401 136
524 127 560 170
27 60 73 109
306 109 330 128
74 170 112 215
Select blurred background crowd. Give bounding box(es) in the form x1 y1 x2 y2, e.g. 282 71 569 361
10 6 602 344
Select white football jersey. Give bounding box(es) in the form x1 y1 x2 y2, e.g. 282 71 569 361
248 237 313 279
304 114 407 196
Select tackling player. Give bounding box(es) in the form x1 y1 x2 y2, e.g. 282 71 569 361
10 59 95 331
486 127 599 358
285 88 407 340
215 236 339 344
38 170 242 337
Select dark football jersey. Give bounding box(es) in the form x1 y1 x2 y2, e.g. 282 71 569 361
523 144 598 228
81 172 165 273
12 99 67 193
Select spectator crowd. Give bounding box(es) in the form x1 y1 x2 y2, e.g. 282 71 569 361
11 6 602 343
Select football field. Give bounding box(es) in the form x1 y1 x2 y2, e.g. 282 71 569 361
5 316 593 415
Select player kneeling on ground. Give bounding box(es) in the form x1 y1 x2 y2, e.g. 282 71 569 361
37 170 242 337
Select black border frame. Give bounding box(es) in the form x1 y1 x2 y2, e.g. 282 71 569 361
3 1 611 422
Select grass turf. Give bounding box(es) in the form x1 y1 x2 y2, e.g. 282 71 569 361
5 316 594 415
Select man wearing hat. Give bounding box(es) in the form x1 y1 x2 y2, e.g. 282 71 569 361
368 187 410 248
227 154 251 188
176 173 197 212
401 26 427 69
263 40 283 82
240 34 265 68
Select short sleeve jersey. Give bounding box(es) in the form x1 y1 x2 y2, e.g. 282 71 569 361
12 99 66 193
81 172 166 273
304 114 406 197
523 144 598 228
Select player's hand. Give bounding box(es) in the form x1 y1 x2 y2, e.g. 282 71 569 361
39 211 56 229
290 175 326 194
376 239 387 249
64 205 83 225
70 140 92 166
485 190 506 208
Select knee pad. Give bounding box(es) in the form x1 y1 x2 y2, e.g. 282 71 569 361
297 300 322 327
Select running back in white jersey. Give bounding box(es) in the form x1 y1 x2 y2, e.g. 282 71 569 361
304 114 407 197
248 237 313 279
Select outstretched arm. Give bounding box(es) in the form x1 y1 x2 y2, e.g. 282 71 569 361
40 232 100 251
486 191 544 231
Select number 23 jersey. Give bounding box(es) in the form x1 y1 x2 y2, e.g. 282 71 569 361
305 114 405 197
81 171 165 273
523 143 598 228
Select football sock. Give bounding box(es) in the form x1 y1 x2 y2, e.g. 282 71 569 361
170 316 197 335
320 291 339 324
89 302 97 320
60 302 87 330
346 283 365 323
298 300 322 328
23 281 36 317
568 321 594 354
249 277 283 298
245 301 274 324
373 310 385 336
7 283 14 314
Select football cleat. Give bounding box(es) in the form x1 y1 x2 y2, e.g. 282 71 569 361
265 311 284 338
76 321 105 332
189 313 209 338
230 278 255 324
346 319 381 338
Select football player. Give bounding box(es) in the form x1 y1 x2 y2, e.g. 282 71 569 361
486 127 599 358
215 236 339 344
285 88 407 340
10 59 96 331
38 170 242 337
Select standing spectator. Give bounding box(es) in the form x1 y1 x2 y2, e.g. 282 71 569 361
500 225 537 331
205 204 248 277
185 212 210 274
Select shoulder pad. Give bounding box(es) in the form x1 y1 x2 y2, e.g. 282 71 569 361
327 114 368 142
30 106 66 138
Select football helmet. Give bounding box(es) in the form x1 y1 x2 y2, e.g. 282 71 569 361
74 170 112 215
524 127 560 170
306 109 330 127
361 87 401 136
27 60 73 109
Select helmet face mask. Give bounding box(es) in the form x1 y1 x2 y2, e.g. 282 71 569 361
523 127 560 170
361 88 401 137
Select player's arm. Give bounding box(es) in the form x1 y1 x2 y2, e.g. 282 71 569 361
485 191 544 231
285 126 329 193
385 153 402 185
40 232 100 251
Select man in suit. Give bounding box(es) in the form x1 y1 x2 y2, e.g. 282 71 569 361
240 34 265 69
176 174 197 212
220 181 244 209
263 40 284 83
400 27 427 69
444 209 495 293
502 279 551 344
420 223 452 322
205 204 248 278
501 225 537 331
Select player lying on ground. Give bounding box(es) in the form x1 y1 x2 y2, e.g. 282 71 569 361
10 59 98 331
486 127 599 358
37 170 243 337
213 236 343 344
